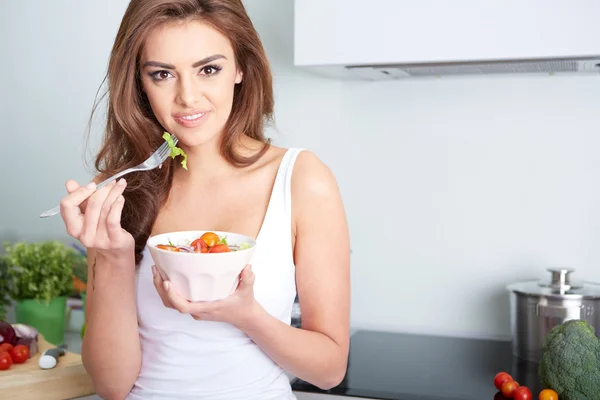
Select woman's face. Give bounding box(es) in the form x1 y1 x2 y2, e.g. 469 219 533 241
140 20 243 148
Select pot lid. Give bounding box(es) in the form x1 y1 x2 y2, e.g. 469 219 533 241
507 268 600 299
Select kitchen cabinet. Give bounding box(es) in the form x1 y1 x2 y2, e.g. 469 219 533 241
294 0 600 80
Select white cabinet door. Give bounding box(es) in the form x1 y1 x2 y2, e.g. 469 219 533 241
293 392 378 400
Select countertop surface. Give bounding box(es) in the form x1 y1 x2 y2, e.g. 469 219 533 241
291 330 546 400
67 328 547 400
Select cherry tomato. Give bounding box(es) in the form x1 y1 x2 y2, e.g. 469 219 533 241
191 238 209 253
494 372 513 390
0 343 13 354
539 389 558 400
513 386 532 400
0 352 12 370
10 345 29 364
200 232 220 247
156 244 181 252
501 380 520 398
208 244 231 253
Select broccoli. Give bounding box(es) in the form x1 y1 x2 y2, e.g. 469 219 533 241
538 319 600 400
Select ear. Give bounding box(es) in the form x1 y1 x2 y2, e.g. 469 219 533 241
235 69 243 84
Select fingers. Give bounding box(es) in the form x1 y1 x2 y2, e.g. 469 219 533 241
160 278 218 317
239 265 255 288
65 180 80 194
106 195 126 242
79 182 118 247
60 182 97 239
97 179 128 243
152 265 173 308
163 281 192 313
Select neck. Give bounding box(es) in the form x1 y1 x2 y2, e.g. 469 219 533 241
172 135 261 184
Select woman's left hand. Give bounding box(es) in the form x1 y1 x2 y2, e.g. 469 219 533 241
152 264 260 329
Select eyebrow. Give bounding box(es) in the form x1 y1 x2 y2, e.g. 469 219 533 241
142 54 227 69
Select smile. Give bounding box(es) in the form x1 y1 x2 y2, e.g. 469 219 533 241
181 113 205 121
173 110 211 128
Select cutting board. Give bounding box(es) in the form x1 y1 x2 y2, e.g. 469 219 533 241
0 334 95 400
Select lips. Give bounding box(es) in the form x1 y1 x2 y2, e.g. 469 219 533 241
173 110 211 128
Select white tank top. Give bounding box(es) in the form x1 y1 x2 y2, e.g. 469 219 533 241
127 148 303 400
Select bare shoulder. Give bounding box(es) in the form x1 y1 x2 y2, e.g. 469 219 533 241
290 149 347 242
292 150 340 199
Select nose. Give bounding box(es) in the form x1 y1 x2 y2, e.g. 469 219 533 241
175 75 200 107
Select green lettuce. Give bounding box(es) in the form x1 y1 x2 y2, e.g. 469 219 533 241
163 132 188 170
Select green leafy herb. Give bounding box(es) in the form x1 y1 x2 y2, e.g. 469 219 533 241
4 241 76 303
163 132 188 170
218 235 228 245
0 256 13 320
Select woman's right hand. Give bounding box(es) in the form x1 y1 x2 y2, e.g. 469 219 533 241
60 178 134 262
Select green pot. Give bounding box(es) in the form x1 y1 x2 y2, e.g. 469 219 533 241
15 296 67 345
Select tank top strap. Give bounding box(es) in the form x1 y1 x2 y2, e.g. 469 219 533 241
280 148 304 220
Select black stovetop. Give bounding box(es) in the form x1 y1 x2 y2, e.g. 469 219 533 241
291 330 545 400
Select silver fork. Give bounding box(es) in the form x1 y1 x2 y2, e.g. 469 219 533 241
39 134 178 218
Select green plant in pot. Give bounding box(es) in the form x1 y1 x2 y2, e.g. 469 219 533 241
0 256 14 321
4 241 75 345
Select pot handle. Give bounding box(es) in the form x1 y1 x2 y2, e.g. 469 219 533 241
536 303 583 320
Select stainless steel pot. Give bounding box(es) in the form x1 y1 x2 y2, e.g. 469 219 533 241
506 268 600 363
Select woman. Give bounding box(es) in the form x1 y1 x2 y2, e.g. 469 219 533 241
59 0 350 399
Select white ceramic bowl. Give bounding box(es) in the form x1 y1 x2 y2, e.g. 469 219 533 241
147 230 257 302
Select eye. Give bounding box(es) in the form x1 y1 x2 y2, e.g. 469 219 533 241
149 70 173 81
200 65 222 76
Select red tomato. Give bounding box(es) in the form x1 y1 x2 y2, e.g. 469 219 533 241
513 386 532 400
501 380 520 398
494 372 513 390
191 238 209 253
156 245 181 252
10 345 29 364
539 389 558 400
0 352 12 370
200 232 220 247
0 343 13 354
208 244 231 253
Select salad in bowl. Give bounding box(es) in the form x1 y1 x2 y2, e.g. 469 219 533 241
147 230 257 302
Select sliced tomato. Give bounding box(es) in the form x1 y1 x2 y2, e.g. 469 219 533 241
200 232 220 247
208 244 231 253
156 244 181 252
191 238 209 253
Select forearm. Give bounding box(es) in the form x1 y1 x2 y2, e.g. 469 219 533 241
240 304 348 390
82 254 141 399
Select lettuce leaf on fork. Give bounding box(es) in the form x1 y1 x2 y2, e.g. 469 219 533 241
163 132 188 170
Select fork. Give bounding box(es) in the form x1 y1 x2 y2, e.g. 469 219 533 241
39 134 178 218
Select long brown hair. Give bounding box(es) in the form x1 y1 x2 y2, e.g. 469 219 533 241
89 0 274 264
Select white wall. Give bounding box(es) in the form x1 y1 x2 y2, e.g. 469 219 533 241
2 0 600 340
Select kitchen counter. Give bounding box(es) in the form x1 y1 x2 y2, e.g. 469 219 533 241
68 329 547 400
292 330 545 400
